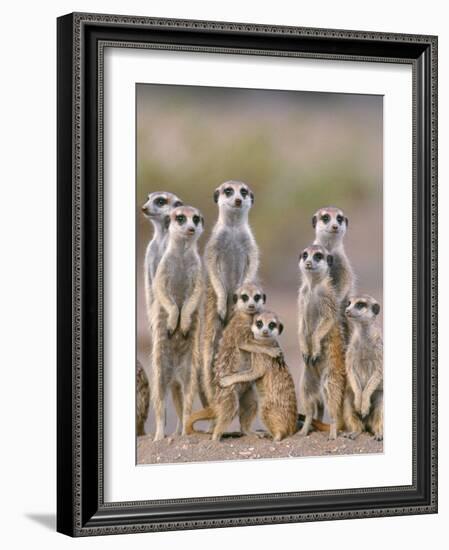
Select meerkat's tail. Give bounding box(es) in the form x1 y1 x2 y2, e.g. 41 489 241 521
185 407 216 435
296 414 332 432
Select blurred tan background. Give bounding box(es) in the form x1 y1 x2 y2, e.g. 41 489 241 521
136 84 383 435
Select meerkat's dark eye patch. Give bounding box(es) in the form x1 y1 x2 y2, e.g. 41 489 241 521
155 197 167 206
336 214 344 224
232 294 238 304
224 187 234 197
372 303 380 315
240 188 248 198
255 320 264 329
321 214 330 223
346 300 351 308
254 294 262 302
268 321 277 331
313 252 323 262
241 294 249 302
213 190 220 203
173 200 183 208
192 215 200 226
356 301 367 310
302 251 308 260
312 215 317 228
175 214 186 225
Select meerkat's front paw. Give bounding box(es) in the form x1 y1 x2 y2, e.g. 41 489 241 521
373 433 383 442
167 309 180 338
180 315 192 339
298 426 310 437
360 399 371 419
216 301 227 325
353 394 362 415
219 375 232 388
310 354 321 367
302 353 311 366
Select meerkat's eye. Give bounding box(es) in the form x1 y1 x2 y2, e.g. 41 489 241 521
155 197 167 206
254 294 261 302
241 294 249 302
240 188 248 198
173 200 183 208
192 215 200 226
302 251 308 260
356 301 366 310
336 214 344 224
268 321 277 330
321 214 330 223
224 187 234 197
256 320 263 329
175 214 186 224
346 300 351 308
313 253 324 262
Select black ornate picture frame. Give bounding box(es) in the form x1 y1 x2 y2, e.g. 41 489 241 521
57 12 438 536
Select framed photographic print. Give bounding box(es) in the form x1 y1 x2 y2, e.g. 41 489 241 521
57 12 438 536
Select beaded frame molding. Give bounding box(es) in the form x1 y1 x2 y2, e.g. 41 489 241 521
57 12 438 537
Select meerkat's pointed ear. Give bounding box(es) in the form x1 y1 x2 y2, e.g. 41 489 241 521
372 303 380 315
263 293 267 304
164 215 170 229
312 215 317 228
250 191 255 205
345 216 349 227
278 322 284 335
213 189 220 203
174 200 183 208
327 254 334 267
232 294 238 304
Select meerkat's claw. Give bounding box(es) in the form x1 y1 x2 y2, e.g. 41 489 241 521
311 354 320 367
302 354 311 366
373 433 383 441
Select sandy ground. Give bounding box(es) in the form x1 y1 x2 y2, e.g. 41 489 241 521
137 431 383 465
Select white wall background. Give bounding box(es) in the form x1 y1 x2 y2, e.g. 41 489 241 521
0 1 445 548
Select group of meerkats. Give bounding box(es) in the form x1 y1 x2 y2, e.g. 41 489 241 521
137 180 383 445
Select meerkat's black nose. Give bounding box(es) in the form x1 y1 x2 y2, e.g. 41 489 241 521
187 227 195 234
235 198 242 206
141 205 147 212
262 329 269 336
332 224 338 230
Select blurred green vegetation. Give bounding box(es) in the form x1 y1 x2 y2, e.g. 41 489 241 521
136 84 382 290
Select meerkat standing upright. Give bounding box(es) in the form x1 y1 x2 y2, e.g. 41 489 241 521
312 206 354 307
201 181 259 404
151 205 205 441
141 191 183 320
343 295 383 441
297 245 346 440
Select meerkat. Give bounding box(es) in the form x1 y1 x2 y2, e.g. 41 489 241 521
312 206 355 308
151 205 205 440
201 180 259 404
141 191 183 321
136 360 150 436
219 311 297 442
186 283 282 440
297 244 346 440
343 295 383 441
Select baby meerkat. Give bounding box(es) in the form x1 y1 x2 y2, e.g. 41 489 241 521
151 205 205 440
297 244 346 440
186 282 281 440
343 295 383 441
136 360 150 437
201 181 259 404
220 311 298 442
313 206 355 306
141 191 183 318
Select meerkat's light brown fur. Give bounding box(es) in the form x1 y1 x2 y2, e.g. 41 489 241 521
136 360 150 436
186 283 280 440
220 311 297 441
343 295 383 441
297 245 346 440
